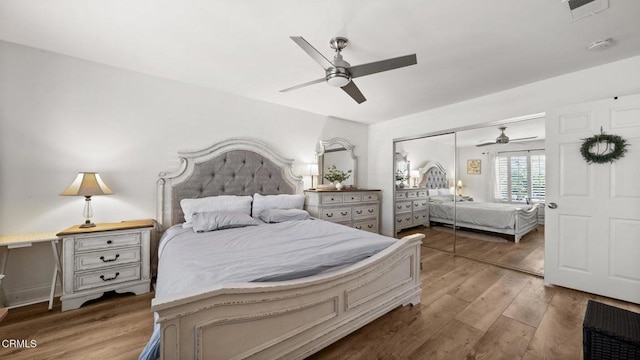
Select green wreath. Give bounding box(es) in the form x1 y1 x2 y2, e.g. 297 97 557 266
580 132 628 164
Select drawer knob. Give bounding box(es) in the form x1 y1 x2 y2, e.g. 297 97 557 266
351 197 356 200
340 211 348 216
326 213 334 217
355 225 362 229
367 224 373 228
100 254 120 263
368 209 374 213
330 197 335 201
100 272 120 282
106 240 113 245
396 205 402 209
356 210 363 214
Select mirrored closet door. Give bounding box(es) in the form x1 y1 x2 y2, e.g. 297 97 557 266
393 117 546 276
394 133 456 253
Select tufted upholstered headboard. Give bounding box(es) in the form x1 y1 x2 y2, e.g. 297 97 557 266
156 138 303 229
418 161 450 189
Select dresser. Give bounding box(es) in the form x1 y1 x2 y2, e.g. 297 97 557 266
304 189 381 234
57 220 153 311
395 188 429 235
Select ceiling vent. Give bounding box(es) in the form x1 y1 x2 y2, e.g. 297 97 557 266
563 0 609 21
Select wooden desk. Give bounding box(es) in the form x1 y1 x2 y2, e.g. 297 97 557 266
0 232 61 310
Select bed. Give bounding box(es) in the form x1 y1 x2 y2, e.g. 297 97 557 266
146 138 423 360
419 161 538 243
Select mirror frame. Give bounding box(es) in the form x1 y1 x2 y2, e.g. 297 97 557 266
317 137 358 188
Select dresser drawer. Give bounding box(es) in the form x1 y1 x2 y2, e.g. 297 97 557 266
343 193 363 203
321 194 343 204
395 214 413 226
413 211 429 223
75 233 141 252
417 190 428 197
395 192 407 199
321 207 351 222
74 247 141 271
413 199 429 211
406 191 418 198
353 219 378 233
395 201 412 214
352 204 378 220
362 193 379 202
74 264 141 292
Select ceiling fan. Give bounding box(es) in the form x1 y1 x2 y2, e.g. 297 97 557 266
280 36 417 104
475 126 538 147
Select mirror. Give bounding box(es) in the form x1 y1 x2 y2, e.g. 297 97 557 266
394 152 410 189
318 138 358 188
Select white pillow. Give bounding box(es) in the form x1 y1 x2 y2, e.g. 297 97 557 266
428 189 439 197
259 209 311 223
181 195 252 228
438 188 451 195
252 193 305 218
191 211 260 233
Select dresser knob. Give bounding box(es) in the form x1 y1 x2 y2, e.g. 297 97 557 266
106 240 113 245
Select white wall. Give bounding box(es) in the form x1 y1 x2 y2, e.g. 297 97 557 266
0 41 368 306
370 55 640 236
396 135 456 187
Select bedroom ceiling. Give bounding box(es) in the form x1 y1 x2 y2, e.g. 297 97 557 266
1 1 639 124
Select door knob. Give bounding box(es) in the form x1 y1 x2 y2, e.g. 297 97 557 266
548 202 558 209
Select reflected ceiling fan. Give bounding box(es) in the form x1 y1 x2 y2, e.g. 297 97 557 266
280 36 417 104
475 126 537 147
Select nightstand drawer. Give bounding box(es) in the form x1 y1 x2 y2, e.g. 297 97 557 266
321 207 351 222
74 264 141 292
75 247 141 271
343 193 362 203
353 220 378 233
352 205 378 220
321 194 343 204
75 233 141 252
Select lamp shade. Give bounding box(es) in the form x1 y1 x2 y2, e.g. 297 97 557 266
60 172 114 196
410 170 420 179
307 163 319 176
457 180 463 188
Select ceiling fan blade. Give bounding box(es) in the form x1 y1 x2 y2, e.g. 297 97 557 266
475 142 496 147
290 36 334 69
510 136 538 142
349 54 417 79
341 81 366 104
280 78 326 93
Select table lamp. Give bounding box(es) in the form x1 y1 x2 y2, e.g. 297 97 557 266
307 163 319 190
60 172 114 228
457 180 463 196
410 170 420 187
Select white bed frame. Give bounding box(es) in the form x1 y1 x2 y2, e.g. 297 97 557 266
429 203 539 243
420 161 538 243
153 138 423 360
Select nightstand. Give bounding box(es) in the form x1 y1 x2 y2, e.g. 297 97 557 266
56 220 154 311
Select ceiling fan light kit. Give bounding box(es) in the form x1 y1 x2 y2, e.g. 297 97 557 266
281 36 417 104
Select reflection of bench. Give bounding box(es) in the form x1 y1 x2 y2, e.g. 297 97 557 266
583 300 640 360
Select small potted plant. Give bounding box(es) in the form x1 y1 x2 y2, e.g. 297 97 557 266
324 165 352 190
395 170 407 188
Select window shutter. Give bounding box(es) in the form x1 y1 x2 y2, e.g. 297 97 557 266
530 155 546 201
510 156 528 201
495 156 509 201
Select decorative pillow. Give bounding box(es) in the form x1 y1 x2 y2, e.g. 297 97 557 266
438 188 451 195
181 195 252 228
259 209 311 223
427 189 439 197
191 211 260 233
252 193 304 218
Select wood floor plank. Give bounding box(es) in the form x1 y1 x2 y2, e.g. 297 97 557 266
521 286 590 360
465 315 536 360
455 270 530 331
408 319 484 360
503 277 555 328
447 266 507 303
421 258 488 306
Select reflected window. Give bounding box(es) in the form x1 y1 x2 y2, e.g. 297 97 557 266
494 152 546 203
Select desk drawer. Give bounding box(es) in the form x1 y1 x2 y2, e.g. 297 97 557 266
75 247 141 271
321 207 351 222
74 264 141 292
75 233 140 252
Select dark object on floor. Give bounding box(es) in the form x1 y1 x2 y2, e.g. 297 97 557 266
583 300 640 360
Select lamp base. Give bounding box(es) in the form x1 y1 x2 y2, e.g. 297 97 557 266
80 221 96 228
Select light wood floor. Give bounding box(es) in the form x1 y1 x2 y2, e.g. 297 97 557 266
2 247 638 360
400 225 545 276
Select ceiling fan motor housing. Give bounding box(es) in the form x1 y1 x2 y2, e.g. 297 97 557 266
326 55 351 87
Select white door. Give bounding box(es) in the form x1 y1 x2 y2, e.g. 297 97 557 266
545 93 640 304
